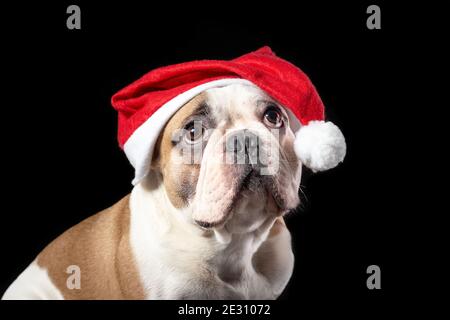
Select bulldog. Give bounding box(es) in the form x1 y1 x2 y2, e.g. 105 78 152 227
2 47 345 300
2 84 301 300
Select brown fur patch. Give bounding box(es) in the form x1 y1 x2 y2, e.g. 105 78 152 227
37 195 145 299
154 93 206 208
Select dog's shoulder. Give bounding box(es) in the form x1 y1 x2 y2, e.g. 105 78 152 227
34 195 145 299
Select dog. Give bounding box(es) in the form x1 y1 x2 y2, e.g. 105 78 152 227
3 46 346 300
2 83 301 300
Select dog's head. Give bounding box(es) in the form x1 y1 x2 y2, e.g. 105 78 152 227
150 83 302 232
113 48 347 235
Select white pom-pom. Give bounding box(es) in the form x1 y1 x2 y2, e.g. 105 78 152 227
294 120 346 172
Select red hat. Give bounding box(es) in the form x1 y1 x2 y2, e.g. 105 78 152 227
112 47 346 185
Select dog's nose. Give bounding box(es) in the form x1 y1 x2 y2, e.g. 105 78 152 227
225 130 260 165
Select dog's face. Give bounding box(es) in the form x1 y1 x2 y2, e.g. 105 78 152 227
152 84 301 232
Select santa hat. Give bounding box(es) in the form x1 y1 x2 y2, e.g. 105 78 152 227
112 46 346 185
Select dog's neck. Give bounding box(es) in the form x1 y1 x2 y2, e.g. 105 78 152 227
128 170 277 298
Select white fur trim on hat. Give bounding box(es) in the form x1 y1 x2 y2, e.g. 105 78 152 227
294 120 346 172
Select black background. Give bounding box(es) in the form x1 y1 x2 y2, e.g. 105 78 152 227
0 0 425 316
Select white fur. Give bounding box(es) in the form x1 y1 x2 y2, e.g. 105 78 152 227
129 176 293 299
2 260 63 300
294 120 346 172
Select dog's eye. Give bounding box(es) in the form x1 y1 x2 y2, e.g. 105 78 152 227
184 121 205 143
263 105 283 128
